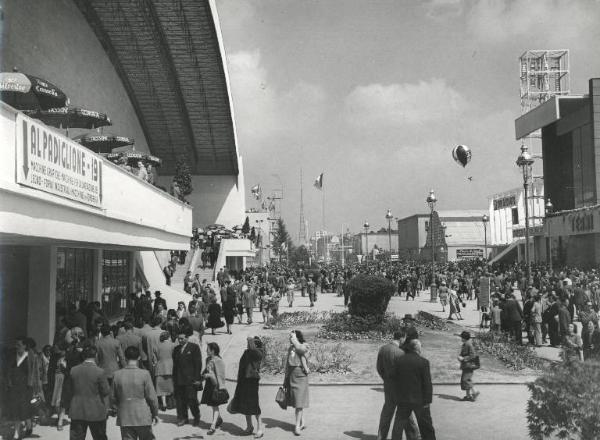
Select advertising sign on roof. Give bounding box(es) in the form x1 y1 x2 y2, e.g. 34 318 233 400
16 113 103 207
456 248 484 260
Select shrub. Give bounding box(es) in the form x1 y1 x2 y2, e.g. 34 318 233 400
474 331 544 371
347 274 395 318
260 335 353 375
270 311 330 329
527 360 600 440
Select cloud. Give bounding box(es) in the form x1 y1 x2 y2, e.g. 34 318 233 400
227 50 327 145
424 0 464 19
343 79 468 130
466 0 599 44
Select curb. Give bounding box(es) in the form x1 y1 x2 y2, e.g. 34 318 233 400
223 378 534 387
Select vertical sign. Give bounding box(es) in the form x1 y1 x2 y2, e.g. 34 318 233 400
16 113 103 207
479 276 491 309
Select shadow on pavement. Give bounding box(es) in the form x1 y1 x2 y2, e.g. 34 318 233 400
344 430 377 440
434 393 463 402
261 417 296 433
370 387 384 393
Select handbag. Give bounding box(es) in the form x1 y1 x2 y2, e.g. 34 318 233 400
211 361 230 405
275 386 288 410
462 355 481 370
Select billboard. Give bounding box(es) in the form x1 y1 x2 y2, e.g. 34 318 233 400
16 113 103 207
456 248 484 260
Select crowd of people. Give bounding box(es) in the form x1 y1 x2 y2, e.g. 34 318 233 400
5 256 600 439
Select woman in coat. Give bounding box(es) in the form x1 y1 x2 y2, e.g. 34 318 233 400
155 331 176 411
201 342 227 434
285 330 310 436
207 296 225 335
222 288 236 335
6 337 42 439
229 337 264 438
457 331 480 402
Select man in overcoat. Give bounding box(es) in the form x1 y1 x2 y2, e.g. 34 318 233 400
69 345 110 440
111 346 159 440
172 328 203 427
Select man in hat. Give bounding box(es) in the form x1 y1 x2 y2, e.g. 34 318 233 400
376 329 419 440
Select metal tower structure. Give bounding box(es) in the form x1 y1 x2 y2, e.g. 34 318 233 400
520 50 570 115
298 168 307 244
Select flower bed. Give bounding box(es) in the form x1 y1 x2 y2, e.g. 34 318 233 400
415 311 453 332
260 335 353 375
270 311 330 329
317 311 406 341
474 331 545 371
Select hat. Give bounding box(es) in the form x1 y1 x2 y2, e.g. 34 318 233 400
403 314 415 321
459 331 471 340
441 281 446 285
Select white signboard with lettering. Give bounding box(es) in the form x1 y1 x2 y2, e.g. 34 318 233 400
16 113 103 207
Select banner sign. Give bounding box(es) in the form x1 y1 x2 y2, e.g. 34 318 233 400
456 248 484 260
479 276 491 309
16 113 103 207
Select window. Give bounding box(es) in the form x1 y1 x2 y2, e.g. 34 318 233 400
102 251 130 318
56 248 94 315
511 207 519 225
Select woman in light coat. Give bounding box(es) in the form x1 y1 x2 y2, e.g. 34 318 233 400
154 331 176 411
201 342 228 434
285 330 310 436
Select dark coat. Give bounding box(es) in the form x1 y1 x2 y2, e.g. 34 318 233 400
172 342 202 386
504 298 523 322
393 352 433 406
68 361 110 421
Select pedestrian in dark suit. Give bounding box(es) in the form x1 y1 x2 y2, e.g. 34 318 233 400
504 293 523 345
172 326 203 426
111 346 159 440
68 345 110 440
153 292 167 316
376 329 419 440
392 340 436 440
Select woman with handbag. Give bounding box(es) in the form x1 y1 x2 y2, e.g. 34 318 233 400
229 336 264 438
201 342 229 435
457 331 480 402
285 330 310 436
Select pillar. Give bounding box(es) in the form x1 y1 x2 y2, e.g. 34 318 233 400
28 245 57 346
93 249 103 303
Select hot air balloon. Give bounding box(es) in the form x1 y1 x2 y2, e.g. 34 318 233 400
452 144 472 167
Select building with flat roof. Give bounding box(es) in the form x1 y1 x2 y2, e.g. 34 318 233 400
514 78 600 267
396 210 489 262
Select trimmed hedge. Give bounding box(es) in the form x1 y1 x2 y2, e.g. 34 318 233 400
527 360 600 440
347 274 395 318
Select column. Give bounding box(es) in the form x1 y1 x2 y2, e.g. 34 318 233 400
93 249 103 302
28 245 57 346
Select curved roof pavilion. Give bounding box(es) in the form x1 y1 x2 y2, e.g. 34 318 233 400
74 0 240 176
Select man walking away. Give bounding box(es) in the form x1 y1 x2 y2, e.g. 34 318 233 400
392 340 436 440
111 346 159 440
504 293 523 345
69 345 110 440
96 324 125 386
376 330 419 440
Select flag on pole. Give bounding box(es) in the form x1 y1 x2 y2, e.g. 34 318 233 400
313 173 323 190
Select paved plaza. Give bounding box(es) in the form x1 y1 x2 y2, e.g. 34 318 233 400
31 290 535 440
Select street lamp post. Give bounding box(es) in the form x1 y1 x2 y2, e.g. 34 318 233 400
516 144 535 285
426 189 437 302
545 198 554 272
363 221 369 263
386 209 394 256
482 214 489 261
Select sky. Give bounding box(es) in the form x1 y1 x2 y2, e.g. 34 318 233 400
215 0 600 240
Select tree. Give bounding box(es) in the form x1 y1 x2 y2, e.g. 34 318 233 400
272 218 293 260
241 216 250 235
289 245 310 267
174 157 193 201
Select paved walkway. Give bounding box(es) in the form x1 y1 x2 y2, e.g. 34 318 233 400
28 289 540 439
30 383 530 440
